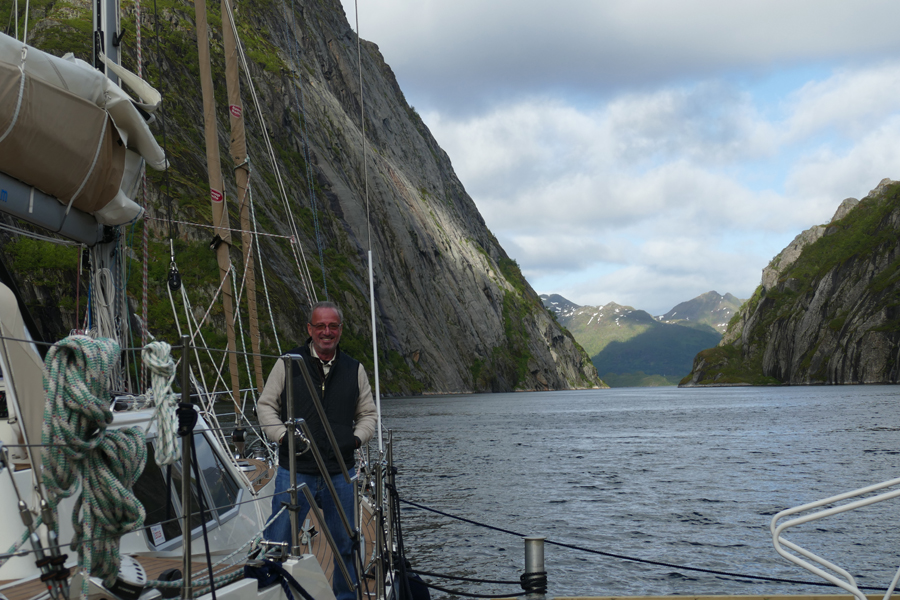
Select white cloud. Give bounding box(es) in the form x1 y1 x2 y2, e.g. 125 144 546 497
607 83 779 164
347 0 900 114
343 0 900 312
786 117 900 209
786 62 900 140
423 100 607 193
425 95 794 235
503 234 625 274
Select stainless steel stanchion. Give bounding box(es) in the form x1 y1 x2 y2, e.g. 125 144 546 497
284 354 300 555
523 536 547 600
386 431 396 582
181 335 193 600
375 456 385 600
354 466 362 600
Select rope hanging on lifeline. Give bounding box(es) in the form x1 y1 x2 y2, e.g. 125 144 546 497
143 341 180 465
41 336 147 599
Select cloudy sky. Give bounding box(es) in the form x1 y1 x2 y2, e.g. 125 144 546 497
341 0 900 315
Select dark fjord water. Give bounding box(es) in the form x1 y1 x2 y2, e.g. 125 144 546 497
380 386 900 598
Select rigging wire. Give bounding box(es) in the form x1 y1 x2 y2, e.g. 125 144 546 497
286 0 327 298
250 187 282 355
220 0 318 307
134 0 149 396
0 222 80 245
4 4 12 37
355 0 371 254
353 0 383 453
144 216 294 239
21 0 28 43
117 224 136 392
0 331 291 361
150 0 175 240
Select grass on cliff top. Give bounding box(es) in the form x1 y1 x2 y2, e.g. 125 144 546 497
715 183 900 378
784 183 900 289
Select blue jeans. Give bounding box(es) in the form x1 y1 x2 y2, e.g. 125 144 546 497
266 466 357 600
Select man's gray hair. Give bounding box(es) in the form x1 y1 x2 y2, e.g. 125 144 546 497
308 301 343 324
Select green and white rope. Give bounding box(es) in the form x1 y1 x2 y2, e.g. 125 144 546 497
41 335 147 598
142 341 180 465
0 515 41 569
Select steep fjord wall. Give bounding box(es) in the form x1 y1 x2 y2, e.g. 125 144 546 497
5 0 601 393
683 179 900 386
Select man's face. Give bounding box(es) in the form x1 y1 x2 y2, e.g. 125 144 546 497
308 307 342 358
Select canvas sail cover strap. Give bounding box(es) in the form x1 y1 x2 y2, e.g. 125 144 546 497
0 32 166 228
98 50 161 112
0 47 25 145
66 113 110 214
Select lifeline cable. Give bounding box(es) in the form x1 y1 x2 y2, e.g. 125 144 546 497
413 581 525 599
408 570 519 585
387 484 527 599
399 497 891 592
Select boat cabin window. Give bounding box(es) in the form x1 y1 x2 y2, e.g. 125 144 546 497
136 444 183 544
192 431 241 518
132 432 242 550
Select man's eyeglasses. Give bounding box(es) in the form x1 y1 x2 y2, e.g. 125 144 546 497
309 322 342 332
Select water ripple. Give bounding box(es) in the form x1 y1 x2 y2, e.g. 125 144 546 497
383 386 900 598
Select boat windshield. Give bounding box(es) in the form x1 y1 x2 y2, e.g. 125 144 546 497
133 432 242 550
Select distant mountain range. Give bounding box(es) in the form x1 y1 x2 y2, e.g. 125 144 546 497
658 291 743 334
542 291 743 387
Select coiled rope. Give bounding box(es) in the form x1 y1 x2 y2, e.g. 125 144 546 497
143 341 180 465
41 335 147 598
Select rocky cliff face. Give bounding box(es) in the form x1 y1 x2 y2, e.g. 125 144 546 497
0 0 601 393
684 179 900 386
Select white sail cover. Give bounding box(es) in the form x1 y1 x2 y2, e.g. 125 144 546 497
0 32 166 226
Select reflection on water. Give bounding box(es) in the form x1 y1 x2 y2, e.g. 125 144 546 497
382 386 900 598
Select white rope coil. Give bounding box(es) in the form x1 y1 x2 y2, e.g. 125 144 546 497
142 341 180 465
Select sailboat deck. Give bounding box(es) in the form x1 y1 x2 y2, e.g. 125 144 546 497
0 556 244 600
555 594 883 600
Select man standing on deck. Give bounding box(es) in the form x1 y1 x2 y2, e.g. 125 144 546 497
258 300 377 600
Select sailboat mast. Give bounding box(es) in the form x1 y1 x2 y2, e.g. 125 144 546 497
221 0 265 396
92 0 119 84
193 0 241 414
